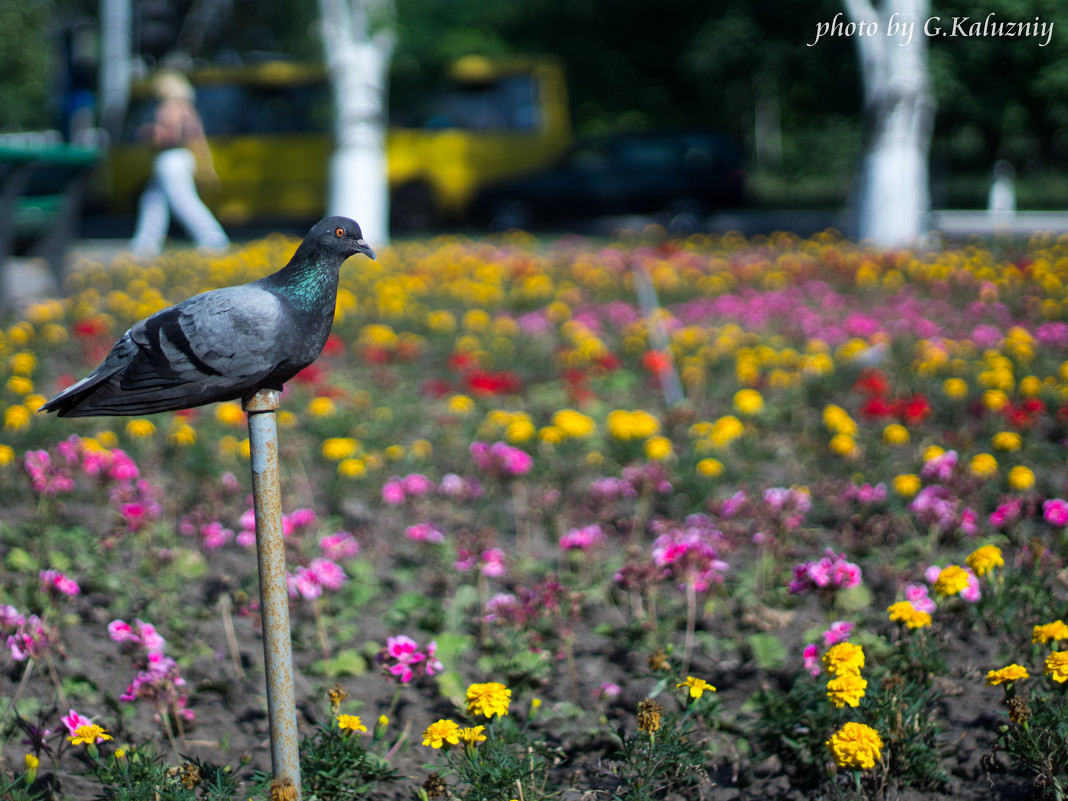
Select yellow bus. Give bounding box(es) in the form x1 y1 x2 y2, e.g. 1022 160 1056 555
106 56 571 229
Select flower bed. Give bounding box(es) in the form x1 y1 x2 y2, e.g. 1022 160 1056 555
2 228 1068 799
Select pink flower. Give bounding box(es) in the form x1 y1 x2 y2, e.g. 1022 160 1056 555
40 569 80 597
480 548 507 577
470 441 533 478
200 521 234 550
286 508 317 530
789 550 861 595
320 531 360 560
802 643 821 676
559 524 606 552
61 709 94 736
108 619 137 643
382 478 406 505
1044 498 1068 527
424 640 443 676
108 450 140 482
0 605 24 628
600 682 622 698
401 473 435 496
822 621 854 647
382 634 427 683
308 558 347 590
405 522 445 543
905 583 936 613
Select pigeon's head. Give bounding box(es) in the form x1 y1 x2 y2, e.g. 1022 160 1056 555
312 216 376 261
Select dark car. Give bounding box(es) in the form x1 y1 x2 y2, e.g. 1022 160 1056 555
473 130 745 232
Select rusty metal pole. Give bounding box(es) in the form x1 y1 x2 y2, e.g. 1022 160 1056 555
244 389 301 799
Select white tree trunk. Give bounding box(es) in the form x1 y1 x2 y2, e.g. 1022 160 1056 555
845 0 934 247
318 0 394 245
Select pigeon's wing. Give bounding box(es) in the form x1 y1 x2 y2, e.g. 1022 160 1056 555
42 286 289 416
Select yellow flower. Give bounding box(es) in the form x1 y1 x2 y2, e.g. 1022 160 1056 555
215 402 245 426
982 389 1009 411
1045 651 1068 683
125 418 156 438
322 437 360 461
466 682 511 719
822 642 865 676
826 673 867 708
552 409 596 438
733 388 764 416
24 753 39 771
458 725 487 745
825 722 883 769
992 431 1022 452
675 676 716 699
969 453 998 479
643 435 673 461
829 433 859 458
1033 621 1068 645
447 394 475 416
606 409 660 441
422 719 461 749
307 396 337 418
892 473 921 498
882 423 910 445
505 418 536 444
985 665 1030 686
822 404 857 436
942 377 968 400
68 724 112 746
4 405 32 433
10 351 37 375
338 458 367 478
887 600 932 629
934 565 970 596
166 423 197 447
966 545 1003 577
337 715 367 734
696 457 724 477
0 444 15 466
1008 465 1035 491
6 376 33 396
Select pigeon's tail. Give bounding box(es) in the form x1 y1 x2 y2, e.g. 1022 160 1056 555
38 335 232 417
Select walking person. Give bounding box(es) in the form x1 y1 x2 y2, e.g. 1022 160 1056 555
128 70 230 258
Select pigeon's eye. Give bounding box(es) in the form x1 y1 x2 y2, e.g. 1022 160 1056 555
334 227 345 238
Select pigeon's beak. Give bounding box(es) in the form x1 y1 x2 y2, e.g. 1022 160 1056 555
356 239 376 261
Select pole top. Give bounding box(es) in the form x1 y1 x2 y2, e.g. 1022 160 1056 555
243 389 281 413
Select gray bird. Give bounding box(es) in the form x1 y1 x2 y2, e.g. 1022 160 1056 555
39 216 375 417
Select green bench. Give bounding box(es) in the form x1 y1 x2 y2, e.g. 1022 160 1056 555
0 140 101 304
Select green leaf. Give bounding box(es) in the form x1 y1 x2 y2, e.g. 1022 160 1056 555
313 649 368 678
6 547 37 572
746 632 788 670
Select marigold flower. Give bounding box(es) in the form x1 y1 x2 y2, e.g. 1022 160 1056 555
887 600 932 629
606 409 660 441
966 545 1004 577
68 724 112 746
892 473 921 498
306 396 336 418
733 388 764 415
166 423 197 447
552 409 596 438
466 681 511 718
337 714 367 734
125 418 156 438
992 431 1022 451
985 664 1029 686
643 435 673 461
458 725 487 745
969 453 998 479
636 698 662 733
696 457 724 477
882 423 910 445
422 719 461 748
934 565 969 596
826 722 883 769
1033 621 1068 644
829 433 859 458
676 676 716 698
826 673 867 708
1008 465 1035 491
1045 651 1068 683
215 402 245 426
822 642 865 676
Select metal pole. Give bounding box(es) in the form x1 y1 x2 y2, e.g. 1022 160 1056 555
244 389 301 800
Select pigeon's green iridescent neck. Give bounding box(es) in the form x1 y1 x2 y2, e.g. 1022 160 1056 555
271 254 341 311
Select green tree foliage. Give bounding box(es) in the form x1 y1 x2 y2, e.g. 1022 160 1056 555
0 0 55 131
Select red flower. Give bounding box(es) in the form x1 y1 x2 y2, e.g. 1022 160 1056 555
322 333 346 356
900 395 931 425
853 369 891 397
641 350 673 374
466 369 522 396
859 397 896 419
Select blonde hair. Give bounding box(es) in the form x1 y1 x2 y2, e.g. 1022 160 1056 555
154 70 194 102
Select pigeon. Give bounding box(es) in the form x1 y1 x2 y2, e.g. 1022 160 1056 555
39 216 375 418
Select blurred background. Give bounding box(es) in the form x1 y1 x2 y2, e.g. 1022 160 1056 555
1 0 1067 241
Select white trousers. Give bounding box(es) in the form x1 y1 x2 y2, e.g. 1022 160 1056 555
129 148 230 257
